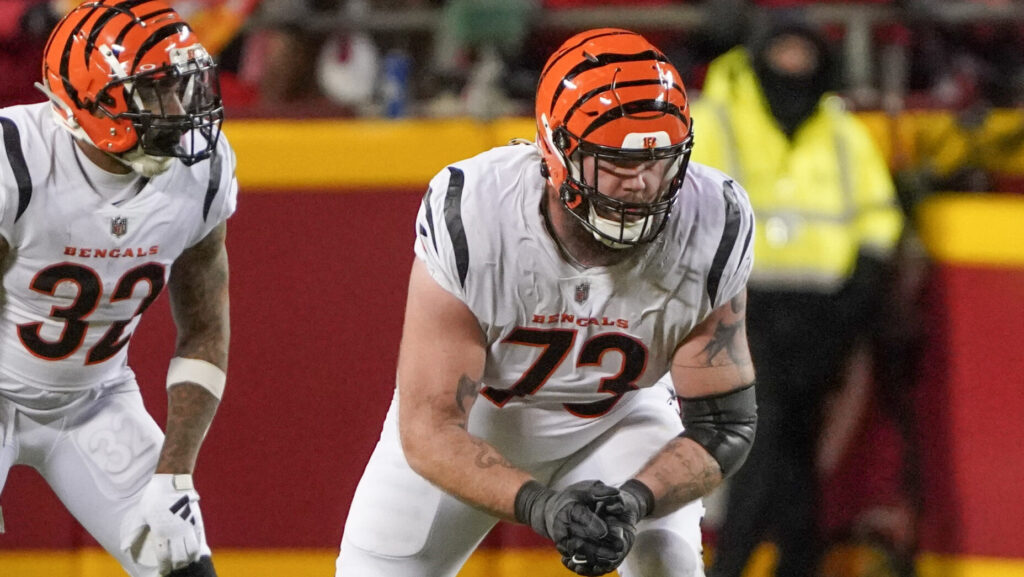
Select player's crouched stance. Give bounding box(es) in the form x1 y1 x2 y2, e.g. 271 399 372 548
337 29 757 577
0 2 237 576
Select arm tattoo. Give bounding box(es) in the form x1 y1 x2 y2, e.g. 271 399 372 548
655 464 718 505
159 226 228 473
653 439 720 504
156 383 220 474
700 293 748 366
451 377 507 469
700 319 743 366
169 224 229 367
455 374 480 413
470 436 514 469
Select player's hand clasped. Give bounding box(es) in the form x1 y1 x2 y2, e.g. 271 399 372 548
515 479 653 576
121 474 207 575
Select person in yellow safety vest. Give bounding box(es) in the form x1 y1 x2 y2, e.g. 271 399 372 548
691 20 905 577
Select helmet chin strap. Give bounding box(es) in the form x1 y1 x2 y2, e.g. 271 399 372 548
112 146 174 177
588 203 650 249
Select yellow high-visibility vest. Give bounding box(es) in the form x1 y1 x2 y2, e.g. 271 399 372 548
691 48 904 292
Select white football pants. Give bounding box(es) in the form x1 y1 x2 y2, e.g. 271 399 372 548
337 384 706 577
0 377 212 577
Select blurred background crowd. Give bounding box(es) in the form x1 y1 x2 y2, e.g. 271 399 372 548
2 1 1022 112
4 0 1024 197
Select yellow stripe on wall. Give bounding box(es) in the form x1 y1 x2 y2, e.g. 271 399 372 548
225 118 535 189
0 549 338 577
916 553 1024 577
224 111 1024 190
918 194 1024 267
2 547 1023 577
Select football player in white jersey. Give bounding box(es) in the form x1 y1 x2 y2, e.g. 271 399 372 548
338 29 757 577
0 2 237 576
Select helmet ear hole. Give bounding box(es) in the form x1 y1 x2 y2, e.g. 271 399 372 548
540 160 550 178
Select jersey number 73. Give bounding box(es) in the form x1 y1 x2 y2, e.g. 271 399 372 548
481 327 648 418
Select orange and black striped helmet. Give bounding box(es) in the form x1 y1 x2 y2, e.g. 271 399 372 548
536 28 693 246
39 0 222 168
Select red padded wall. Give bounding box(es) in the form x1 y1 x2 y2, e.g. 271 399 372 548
914 265 1024 557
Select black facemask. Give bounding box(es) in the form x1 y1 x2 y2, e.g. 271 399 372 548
755 65 828 137
750 25 835 137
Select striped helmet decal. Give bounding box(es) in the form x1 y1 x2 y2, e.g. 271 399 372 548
56 0 187 108
537 28 690 152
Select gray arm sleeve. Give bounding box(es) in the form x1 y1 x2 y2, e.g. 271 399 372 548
678 383 757 478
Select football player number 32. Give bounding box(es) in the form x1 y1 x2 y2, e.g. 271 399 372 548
18 262 166 364
481 327 647 417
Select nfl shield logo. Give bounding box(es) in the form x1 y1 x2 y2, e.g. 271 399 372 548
111 216 128 238
574 281 590 304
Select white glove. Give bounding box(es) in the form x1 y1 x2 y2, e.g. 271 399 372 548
121 474 206 575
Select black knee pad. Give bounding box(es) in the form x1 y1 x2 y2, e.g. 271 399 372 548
167 556 217 577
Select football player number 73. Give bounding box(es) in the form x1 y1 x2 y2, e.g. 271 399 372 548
481 327 648 418
17 262 166 364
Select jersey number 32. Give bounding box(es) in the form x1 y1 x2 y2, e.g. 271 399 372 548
17 262 166 364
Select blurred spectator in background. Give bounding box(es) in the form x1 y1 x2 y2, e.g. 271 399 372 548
893 0 1024 194
245 0 440 115
175 0 262 56
513 0 699 109
0 1 58 107
315 0 380 114
424 0 539 118
689 19 905 577
246 0 345 109
903 0 1024 109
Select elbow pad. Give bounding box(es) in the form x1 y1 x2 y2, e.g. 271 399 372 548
678 383 757 478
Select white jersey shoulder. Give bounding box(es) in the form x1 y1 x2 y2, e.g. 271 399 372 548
414 144 753 416
0 102 238 391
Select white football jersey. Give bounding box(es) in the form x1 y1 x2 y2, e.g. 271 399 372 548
415 143 753 419
0 102 237 392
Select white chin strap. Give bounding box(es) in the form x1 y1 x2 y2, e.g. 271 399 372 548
588 203 651 249
115 147 174 178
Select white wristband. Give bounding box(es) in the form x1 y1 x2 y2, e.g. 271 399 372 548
171 474 194 491
167 357 226 400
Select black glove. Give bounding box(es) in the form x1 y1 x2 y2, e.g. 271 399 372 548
559 533 626 576
556 499 628 576
561 479 656 576
515 480 626 576
615 478 655 524
514 479 619 544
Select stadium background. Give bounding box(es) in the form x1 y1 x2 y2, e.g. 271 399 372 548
1 1 1024 576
